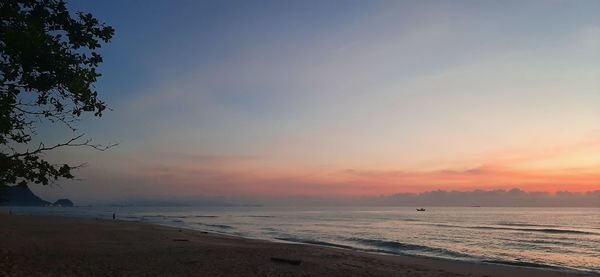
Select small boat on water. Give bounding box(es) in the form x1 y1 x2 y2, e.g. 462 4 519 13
416 208 426 211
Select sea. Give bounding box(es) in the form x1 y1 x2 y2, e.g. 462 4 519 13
4 206 599 275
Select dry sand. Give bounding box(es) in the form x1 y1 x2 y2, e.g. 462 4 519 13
0 214 591 277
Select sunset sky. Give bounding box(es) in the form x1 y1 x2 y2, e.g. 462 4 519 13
36 0 599 202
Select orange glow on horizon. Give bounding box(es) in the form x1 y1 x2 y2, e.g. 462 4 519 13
124 137 600 197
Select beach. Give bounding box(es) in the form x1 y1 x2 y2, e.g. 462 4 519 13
0 214 589 277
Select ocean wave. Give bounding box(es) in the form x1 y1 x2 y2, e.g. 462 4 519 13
513 239 579 247
497 222 600 233
482 259 560 269
261 227 279 232
194 222 234 229
430 224 596 235
348 238 474 259
400 218 421 222
157 215 219 219
204 223 234 229
479 226 595 235
496 222 560 228
275 237 353 249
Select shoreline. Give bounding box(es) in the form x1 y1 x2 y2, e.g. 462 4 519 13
1 213 596 276
114 214 596 275
206 231 595 277
159 224 581 274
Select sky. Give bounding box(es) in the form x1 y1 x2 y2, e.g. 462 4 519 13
33 0 600 203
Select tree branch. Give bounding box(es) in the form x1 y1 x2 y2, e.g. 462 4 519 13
8 134 118 158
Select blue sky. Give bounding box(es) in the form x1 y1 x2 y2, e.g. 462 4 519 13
34 0 600 202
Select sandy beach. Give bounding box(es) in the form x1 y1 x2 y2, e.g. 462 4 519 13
0 213 591 277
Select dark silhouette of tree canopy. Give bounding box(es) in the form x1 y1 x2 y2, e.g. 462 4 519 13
0 0 114 186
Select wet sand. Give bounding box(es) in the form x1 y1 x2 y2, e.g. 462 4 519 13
0 214 590 276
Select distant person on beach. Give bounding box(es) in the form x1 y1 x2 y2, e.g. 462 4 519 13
113 213 116 220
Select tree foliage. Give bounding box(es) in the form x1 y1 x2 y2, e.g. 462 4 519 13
0 0 114 186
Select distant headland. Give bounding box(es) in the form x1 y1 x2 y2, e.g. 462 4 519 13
0 184 73 207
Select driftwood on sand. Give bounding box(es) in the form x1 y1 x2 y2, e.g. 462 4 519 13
270 257 302 265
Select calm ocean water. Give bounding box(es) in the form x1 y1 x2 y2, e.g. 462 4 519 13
6 206 600 274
